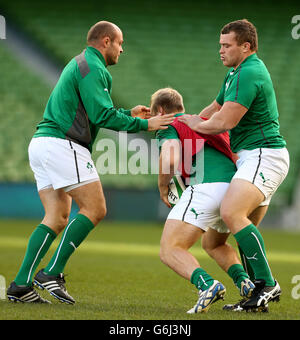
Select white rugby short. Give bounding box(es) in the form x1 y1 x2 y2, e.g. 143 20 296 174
232 147 289 206
28 137 99 192
167 182 230 233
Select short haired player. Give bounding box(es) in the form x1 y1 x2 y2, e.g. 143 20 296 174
7 21 174 304
179 19 289 311
152 87 255 313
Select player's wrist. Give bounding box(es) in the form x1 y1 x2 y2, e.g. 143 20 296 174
140 118 148 131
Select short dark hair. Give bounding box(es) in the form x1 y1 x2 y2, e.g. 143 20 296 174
221 19 258 51
150 88 184 115
87 21 119 45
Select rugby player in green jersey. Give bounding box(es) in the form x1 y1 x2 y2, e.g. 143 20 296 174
179 19 289 312
7 21 174 304
153 88 255 313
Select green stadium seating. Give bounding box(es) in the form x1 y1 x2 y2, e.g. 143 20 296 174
1 0 300 206
0 44 51 182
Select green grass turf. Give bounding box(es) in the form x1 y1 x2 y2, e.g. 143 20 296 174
0 219 299 320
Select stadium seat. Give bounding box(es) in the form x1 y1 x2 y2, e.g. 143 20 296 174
1 0 300 207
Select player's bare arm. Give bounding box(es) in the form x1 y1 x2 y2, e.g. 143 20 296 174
158 139 181 207
179 101 248 135
199 99 222 119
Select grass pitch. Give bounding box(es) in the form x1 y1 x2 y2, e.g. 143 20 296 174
0 219 299 320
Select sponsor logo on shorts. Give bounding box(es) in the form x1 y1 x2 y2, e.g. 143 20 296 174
259 172 270 185
87 162 94 173
190 208 204 219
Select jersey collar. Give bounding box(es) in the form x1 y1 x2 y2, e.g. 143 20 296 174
241 52 258 65
230 53 258 75
86 46 107 67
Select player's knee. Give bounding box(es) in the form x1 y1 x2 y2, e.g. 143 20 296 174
159 240 172 266
92 203 107 225
47 214 69 234
159 248 166 265
98 205 107 222
79 201 107 226
159 246 170 266
220 205 235 228
201 237 214 256
220 206 247 232
160 238 183 266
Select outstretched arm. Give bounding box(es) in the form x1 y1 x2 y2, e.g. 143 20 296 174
199 100 222 119
179 101 248 135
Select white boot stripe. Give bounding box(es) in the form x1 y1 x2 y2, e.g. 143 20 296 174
24 295 39 302
22 291 37 299
48 287 60 292
44 284 60 289
43 280 58 285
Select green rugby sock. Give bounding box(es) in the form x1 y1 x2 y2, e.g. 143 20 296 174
234 224 275 286
190 268 214 291
238 244 255 281
227 264 249 290
14 224 56 287
44 214 94 276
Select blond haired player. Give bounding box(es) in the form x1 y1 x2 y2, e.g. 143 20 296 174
152 87 254 313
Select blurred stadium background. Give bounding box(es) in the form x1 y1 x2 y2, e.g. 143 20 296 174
0 0 300 227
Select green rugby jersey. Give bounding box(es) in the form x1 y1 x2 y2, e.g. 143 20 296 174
216 53 286 153
156 114 236 184
34 46 148 152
